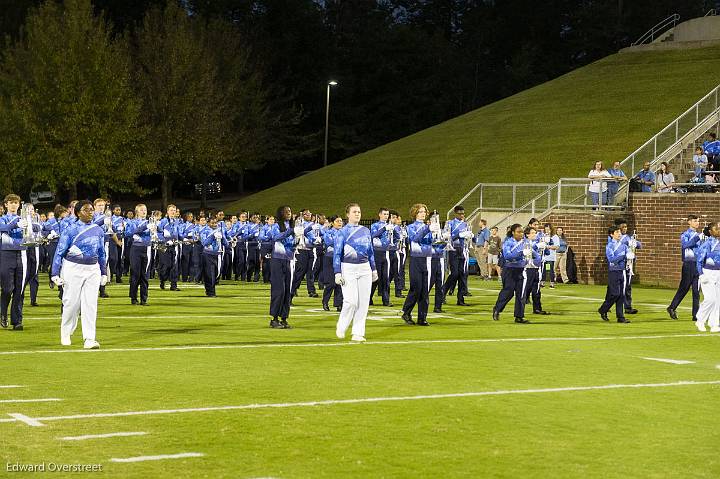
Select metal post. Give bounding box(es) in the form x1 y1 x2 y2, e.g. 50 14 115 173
512 186 516 210
675 120 679 142
715 88 718 110
323 81 338 167
556 180 561 208
479 185 483 211
696 104 699 125
653 137 657 160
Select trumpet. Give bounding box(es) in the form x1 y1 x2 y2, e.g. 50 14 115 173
20 202 41 247
148 211 167 253
430 210 445 245
442 221 455 251
295 216 306 248
627 230 637 276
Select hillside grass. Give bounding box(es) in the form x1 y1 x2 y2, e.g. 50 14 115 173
228 46 720 217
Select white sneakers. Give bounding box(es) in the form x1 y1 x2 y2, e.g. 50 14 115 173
696 321 707 332
60 334 71 346
711 328 720 333
336 330 345 339
351 335 366 342
83 340 100 350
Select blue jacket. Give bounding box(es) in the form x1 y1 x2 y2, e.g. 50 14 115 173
0 214 27 251
323 227 341 258
51 220 107 276
680 228 701 263
447 218 471 250
59 215 77 235
697 237 720 275
606 239 629 271
333 224 377 273
501 237 530 269
269 222 296 261
407 221 433 257
125 218 151 247
371 221 396 252
200 226 228 255
703 140 720 155
158 218 180 243
42 217 61 242
245 222 262 246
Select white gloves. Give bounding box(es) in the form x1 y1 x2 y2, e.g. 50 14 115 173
51 276 64 286
17 219 28 229
442 231 452 241
523 247 532 257
460 231 474 239
214 231 222 240
537 241 547 249
104 217 112 227
294 226 304 236
429 223 441 233
117 223 125 232
629 239 638 248
47 230 59 240
385 223 394 232
335 273 345 286
625 251 635 260
148 224 158 233
372 270 379 282
699 233 707 241
100 275 108 286
700 273 711 285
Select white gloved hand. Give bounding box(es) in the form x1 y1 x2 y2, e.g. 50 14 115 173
537 241 547 249
443 231 452 241
461 231 474 239
699 233 707 241
17 219 28 229
371 270 379 282
700 273 711 285
148 224 157 233
104 217 112 227
47 230 59 240
385 223 394 232
100 275 108 286
51 275 64 286
294 226 304 236
429 223 441 233
523 247 532 257
629 239 638 248
625 251 635 260
335 273 345 286
214 231 222 240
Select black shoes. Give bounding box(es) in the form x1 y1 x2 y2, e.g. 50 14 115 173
322 303 330 311
383 302 394 307
533 310 549 315
12 323 23 331
617 317 631 323
160 281 166 290
666 307 678 320
492 308 500 321
139 301 148 306
308 292 319 298
0 315 7 328
170 285 180 291
402 313 415 325
433 307 444 313
514 317 529 324
131 299 138 305
336 306 342 312
99 292 109 298
417 319 430 326
625 308 638 315
280 319 292 329
599 309 609 322
465 292 473 297
206 293 216 297
395 293 405 298
456 301 470 306
270 319 283 329
30 302 39 307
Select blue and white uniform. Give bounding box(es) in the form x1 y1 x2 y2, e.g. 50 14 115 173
598 237 630 321
695 235 720 331
333 223 376 339
370 220 395 306
401 220 435 324
321 227 343 309
291 220 318 297
200 225 228 297
669 227 701 320
268 221 297 323
442 218 472 303
157 216 180 289
0 212 33 327
494 236 533 320
125 217 152 304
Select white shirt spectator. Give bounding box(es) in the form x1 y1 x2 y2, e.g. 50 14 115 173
657 172 674 193
588 169 611 193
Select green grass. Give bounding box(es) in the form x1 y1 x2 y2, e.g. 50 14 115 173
229 46 720 217
1 275 718 478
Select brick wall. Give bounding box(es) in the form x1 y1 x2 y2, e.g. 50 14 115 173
543 193 720 287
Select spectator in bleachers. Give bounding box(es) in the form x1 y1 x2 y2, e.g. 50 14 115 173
606 161 626 203
656 162 675 193
588 161 611 207
693 146 708 179
633 161 655 192
703 133 720 171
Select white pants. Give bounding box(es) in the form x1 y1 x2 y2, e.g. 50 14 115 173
60 260 101 341
337 262 372 338
697 269 720 330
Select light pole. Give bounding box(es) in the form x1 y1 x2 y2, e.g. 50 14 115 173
323 80 338 168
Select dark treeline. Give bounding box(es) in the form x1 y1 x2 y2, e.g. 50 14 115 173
0 0 714 205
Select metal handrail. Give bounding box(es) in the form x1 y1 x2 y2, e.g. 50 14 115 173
632 13 680 46
705 9 716 17
445 182 554 219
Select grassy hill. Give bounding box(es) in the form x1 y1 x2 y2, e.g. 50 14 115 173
228 46 720 218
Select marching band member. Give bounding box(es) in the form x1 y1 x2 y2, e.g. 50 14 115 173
387 210 402 298
401 203 440 326
695 221 720 332
245 213 262 282
598 225 631 323
0 194 31 330
125 204 152 305
268 205 298 329
233 211 248 281
667 215 701 321
442 205 474 306
110 204 126 283
92 198 112 298
321 215 344 311
291 209 319 299
334 203 377 341
522 226 548 316
429 224 447 314
394 215 407 298
200 216 227 297
51 200 106 348
192 216 207 283
492 224 531 323
369 208 395 307
42 205 66 289
613 219 641 315
179 212 195 282
259 215 274 283
24 204 42 307
157 204 181 291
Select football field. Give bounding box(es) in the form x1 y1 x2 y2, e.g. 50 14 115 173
1 277 717 478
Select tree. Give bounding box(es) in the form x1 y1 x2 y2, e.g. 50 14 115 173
0 0 146 200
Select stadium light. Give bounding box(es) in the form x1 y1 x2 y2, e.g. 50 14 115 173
324 81 338 168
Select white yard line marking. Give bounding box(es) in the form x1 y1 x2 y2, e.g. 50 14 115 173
0 333 713 356
8 413 45 427
0 385 24 389
110 452 204 463
0 398 61 404
1 380 718 426
59 431 147 441
641 357 695 365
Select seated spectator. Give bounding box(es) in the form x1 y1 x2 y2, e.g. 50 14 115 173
588 161 611 207
656 161 674 193
633 161 655 192
606 161 626 203
693 146 708 178
703 133 720 170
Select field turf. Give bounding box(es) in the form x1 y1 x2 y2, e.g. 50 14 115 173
0 276 717 478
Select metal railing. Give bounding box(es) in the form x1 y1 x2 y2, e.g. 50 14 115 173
632 13 680 46
705 9 716 16
445 183 553 220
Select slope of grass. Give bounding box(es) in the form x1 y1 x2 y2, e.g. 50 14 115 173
229 46 720 217
1 277 717 478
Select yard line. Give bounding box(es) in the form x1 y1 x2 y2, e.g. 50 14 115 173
2 380 718 426
59 431 147 441
641 357 695 365
0 398 61 403
0 385 24 389
110 452 204 463
0 333 713 356
8 413 45 427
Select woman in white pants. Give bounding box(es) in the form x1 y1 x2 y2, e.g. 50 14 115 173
696 223 720 332
333 203 378 342
50 201 107 349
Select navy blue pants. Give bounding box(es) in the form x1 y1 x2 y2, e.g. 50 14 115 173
233 243 246 280
270 258 292 319
443 250 468 302
402 256 430 321
46 241 58 286
370 250 391 305
494 267 526 319
392 250 406 295
202 253 221 296
157 245 178 286
27 247 39 304
321 256 343 307
245 244 260 282
0 250 28 325
129 245 150 303
291 249 316 296
669 261 700 320
522 268 542 312
180 243 193 282
600 269 626 318
260 244 272 283
312 246 323 285
111 240 124 281
192 243 203 282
